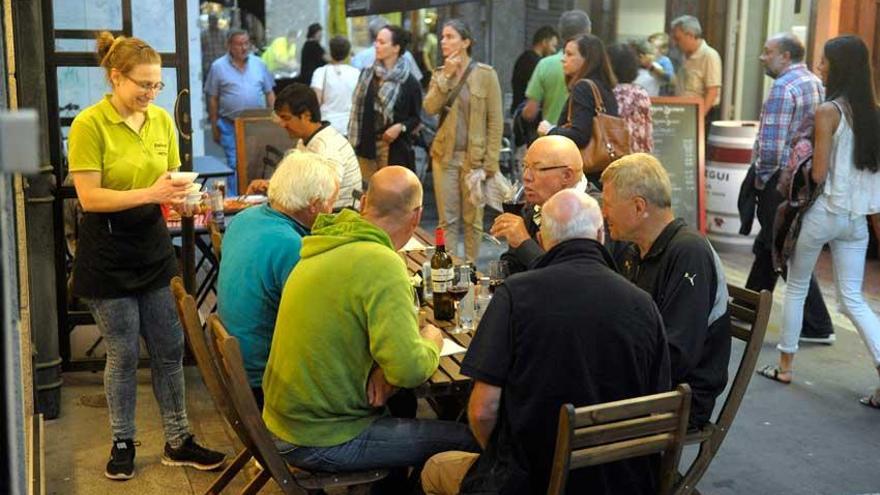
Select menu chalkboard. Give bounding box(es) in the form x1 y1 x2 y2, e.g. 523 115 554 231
649 97 706 233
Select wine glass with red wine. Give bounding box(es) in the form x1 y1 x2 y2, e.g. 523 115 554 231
448 264 472 334
487 260 509 294
501 182 525 214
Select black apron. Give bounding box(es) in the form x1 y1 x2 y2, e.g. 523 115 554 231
72 204 178 299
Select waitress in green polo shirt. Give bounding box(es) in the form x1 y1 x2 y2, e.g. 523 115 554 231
68 31 225 481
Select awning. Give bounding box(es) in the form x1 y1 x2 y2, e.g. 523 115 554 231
345 0 481 16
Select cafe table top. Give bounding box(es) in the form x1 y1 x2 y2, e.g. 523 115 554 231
404 228 475 399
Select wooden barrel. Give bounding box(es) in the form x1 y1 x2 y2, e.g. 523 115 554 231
706 121 759 247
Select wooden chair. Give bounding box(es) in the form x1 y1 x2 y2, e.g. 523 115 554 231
674 284 772 495
207 315 388 494
170 277 252 494
208 220 223 263
547 384 692 495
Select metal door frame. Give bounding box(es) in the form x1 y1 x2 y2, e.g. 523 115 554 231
40 0 194 371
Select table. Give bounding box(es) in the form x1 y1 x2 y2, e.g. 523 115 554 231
168 215 225 311
402 228 475 400
193 155 234 186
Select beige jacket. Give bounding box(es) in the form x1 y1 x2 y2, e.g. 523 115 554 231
424 62 503 173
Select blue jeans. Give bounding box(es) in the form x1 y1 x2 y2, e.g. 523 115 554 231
275 417 480 472
86 286 190 445
216 118 239 196
781 198 880 364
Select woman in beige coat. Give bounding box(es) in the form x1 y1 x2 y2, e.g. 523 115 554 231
424 19 503 263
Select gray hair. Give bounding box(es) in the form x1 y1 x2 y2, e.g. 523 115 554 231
600 153 672 208
227 29 249 43
671 15 702 38
540 189 604 246
772 32 805 62
558 10 591 42
268 150 339 212
444 19 474 55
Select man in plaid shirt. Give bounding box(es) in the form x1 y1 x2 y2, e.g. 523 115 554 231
746 33 834 342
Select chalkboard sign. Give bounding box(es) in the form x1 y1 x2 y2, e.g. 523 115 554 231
649 96 706 233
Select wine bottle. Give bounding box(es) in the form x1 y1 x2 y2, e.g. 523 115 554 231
431 228 455 321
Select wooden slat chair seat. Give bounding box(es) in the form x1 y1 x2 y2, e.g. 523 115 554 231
207 315 388 494
171 276 252 494
674 284 772 495
547 384 692 495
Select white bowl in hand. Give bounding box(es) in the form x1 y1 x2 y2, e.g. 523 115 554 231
169 171 199 183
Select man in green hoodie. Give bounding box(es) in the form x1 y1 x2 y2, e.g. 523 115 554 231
263 166 479 473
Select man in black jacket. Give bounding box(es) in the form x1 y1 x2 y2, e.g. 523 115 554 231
602 153 731 428
421 188 671 495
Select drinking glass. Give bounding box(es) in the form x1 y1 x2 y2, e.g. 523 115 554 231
488 260 510 294
448 264 472 334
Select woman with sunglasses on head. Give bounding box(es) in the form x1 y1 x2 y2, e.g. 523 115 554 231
68 32 226 480
424 18 503 264
759 36 880 411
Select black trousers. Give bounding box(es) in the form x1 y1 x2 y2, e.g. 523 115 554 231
745 172 834 336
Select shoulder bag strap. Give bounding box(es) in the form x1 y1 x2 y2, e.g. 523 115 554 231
564 79 587 126
438 59 478 130
584 79 606 115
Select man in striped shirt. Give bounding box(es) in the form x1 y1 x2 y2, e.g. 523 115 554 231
272 83 362 211
746 33 834 343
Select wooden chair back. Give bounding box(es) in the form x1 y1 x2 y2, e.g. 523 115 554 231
207 315 302 494
547 384 692 495
675 284 772 495
171 276 230 417
208 220 223 262
171 277 257 494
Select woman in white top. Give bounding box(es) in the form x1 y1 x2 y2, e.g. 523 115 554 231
311 36 360 136
760 36 880 409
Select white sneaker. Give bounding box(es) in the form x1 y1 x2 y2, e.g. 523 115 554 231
799 334 836 345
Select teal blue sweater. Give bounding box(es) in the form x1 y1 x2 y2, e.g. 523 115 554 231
217 204 308 387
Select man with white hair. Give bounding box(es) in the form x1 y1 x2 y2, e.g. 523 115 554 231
671 15 722 120
422 188 671 495
601 153 730 428
263 166 478 479
217 150 339 407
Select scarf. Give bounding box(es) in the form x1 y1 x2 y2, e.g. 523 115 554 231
348 57 410 148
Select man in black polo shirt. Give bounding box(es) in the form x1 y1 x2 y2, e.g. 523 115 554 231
421 188 671 495
601 153 731 428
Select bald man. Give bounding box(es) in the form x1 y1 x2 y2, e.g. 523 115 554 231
263 166 479 476
422 188 670 495
491 135 587 274
744 32 833 342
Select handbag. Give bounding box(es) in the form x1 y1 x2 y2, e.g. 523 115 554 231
563 79 631 174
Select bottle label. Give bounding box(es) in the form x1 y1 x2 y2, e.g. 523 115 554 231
431 267 453 293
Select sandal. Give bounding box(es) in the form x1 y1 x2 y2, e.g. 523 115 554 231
858 394 880 410
757 364 792 384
